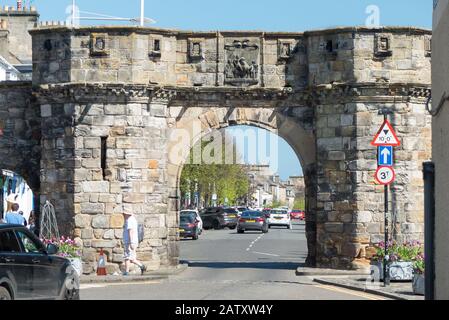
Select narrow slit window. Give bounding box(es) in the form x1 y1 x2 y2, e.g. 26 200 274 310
101 137 107 180
154 39 161 51
326 40 333 52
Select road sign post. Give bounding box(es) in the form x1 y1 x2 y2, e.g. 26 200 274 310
371 109 399 287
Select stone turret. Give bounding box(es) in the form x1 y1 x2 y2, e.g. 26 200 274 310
0 3 39 64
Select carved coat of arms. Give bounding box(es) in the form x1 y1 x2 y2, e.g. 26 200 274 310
224 39 260 87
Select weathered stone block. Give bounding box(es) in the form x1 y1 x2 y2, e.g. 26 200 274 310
81 203 105 215
41 104 52 117
81 229 94 240
354 211 372 223
91 240 117 248
75 214 91 228
92 215 110 229
104 104 126 115
324 223 344 233
81 181 110 193
110 214 124 228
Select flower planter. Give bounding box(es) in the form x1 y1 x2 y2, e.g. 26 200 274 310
370 261 414 281
69 258 83 277
412 274 425 295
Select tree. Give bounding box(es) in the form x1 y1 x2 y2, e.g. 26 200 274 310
180 132 250 208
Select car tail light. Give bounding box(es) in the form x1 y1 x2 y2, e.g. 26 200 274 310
256 218 264 222
239 218 245 223
187 223 195 228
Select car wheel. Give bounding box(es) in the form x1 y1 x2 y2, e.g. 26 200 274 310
59 283 80 300
58 274 80 300
0 287 12 300
192 231 199 240
237 229 244 234
213 220 220 230
262 228 268 234
229 226 236 230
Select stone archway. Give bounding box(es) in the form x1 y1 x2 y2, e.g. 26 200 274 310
166 104 318 266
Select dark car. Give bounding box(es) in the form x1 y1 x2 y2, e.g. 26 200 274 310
200 207 238 230
237 211 269 234
222 208 239 229
0 225 79 300
179 213 200 240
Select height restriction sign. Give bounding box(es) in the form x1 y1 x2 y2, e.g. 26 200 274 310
371 120 401 147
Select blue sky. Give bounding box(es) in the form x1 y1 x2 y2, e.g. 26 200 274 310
11 0 432 179
9 1 431 31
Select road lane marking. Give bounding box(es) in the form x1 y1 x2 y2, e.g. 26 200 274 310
81 280 161 290
314 284 387 300
245 233 265 252
252 251 280 257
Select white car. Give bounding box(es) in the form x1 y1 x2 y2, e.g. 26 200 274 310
180 210 203 234
268 209 292 229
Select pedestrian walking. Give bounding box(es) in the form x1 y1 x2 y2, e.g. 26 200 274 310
122 211 146 276
19 211 27 227
5 203 26 226
28 210 37 234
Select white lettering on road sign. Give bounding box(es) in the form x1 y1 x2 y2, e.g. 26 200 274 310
371 120 401 147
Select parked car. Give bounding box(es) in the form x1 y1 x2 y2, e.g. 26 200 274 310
222 208 239 229
290 210 305 220
180 210 203 234
268 209 292 229
0 225 79 300
236 207 248 217
179 214 200 240
237 211 269 234
200 207 239 230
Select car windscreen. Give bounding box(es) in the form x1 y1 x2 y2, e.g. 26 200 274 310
224 208 238 214
181 211 197 216
241 212 262 218
270 210 288 215
180 215 194 223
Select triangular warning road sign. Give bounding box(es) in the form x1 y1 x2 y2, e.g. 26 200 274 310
371 120 401 146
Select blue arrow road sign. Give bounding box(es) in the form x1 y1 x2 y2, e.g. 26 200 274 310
378 146 393 166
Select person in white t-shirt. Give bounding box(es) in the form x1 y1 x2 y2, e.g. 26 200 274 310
122 211 146 276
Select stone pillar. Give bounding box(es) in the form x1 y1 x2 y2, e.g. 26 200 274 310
313 85 431 270
304 163 317 267
40 102 77 237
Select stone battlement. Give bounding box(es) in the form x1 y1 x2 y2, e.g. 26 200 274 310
31 25 432 90
0 5 37 13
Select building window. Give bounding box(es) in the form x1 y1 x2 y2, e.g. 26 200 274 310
154 39 161 52
101 137 107 180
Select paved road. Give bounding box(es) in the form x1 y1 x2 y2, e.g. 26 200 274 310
81 221 386 300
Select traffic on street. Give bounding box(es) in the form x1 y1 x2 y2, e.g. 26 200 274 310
80 214 386 300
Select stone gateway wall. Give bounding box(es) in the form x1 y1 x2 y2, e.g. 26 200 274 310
0 26 431 273
0 82 40 192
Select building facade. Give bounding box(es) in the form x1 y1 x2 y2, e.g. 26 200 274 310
432 0 449 300
0 6 432 273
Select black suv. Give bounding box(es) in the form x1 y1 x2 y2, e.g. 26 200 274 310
0 225 79 300
200 207 239 230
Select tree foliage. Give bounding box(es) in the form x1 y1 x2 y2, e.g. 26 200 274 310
180 133 250 207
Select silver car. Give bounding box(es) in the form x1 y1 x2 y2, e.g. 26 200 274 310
237 211 269 234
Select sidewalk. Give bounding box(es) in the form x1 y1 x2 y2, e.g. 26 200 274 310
312 276 424 300
80 263 188 284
